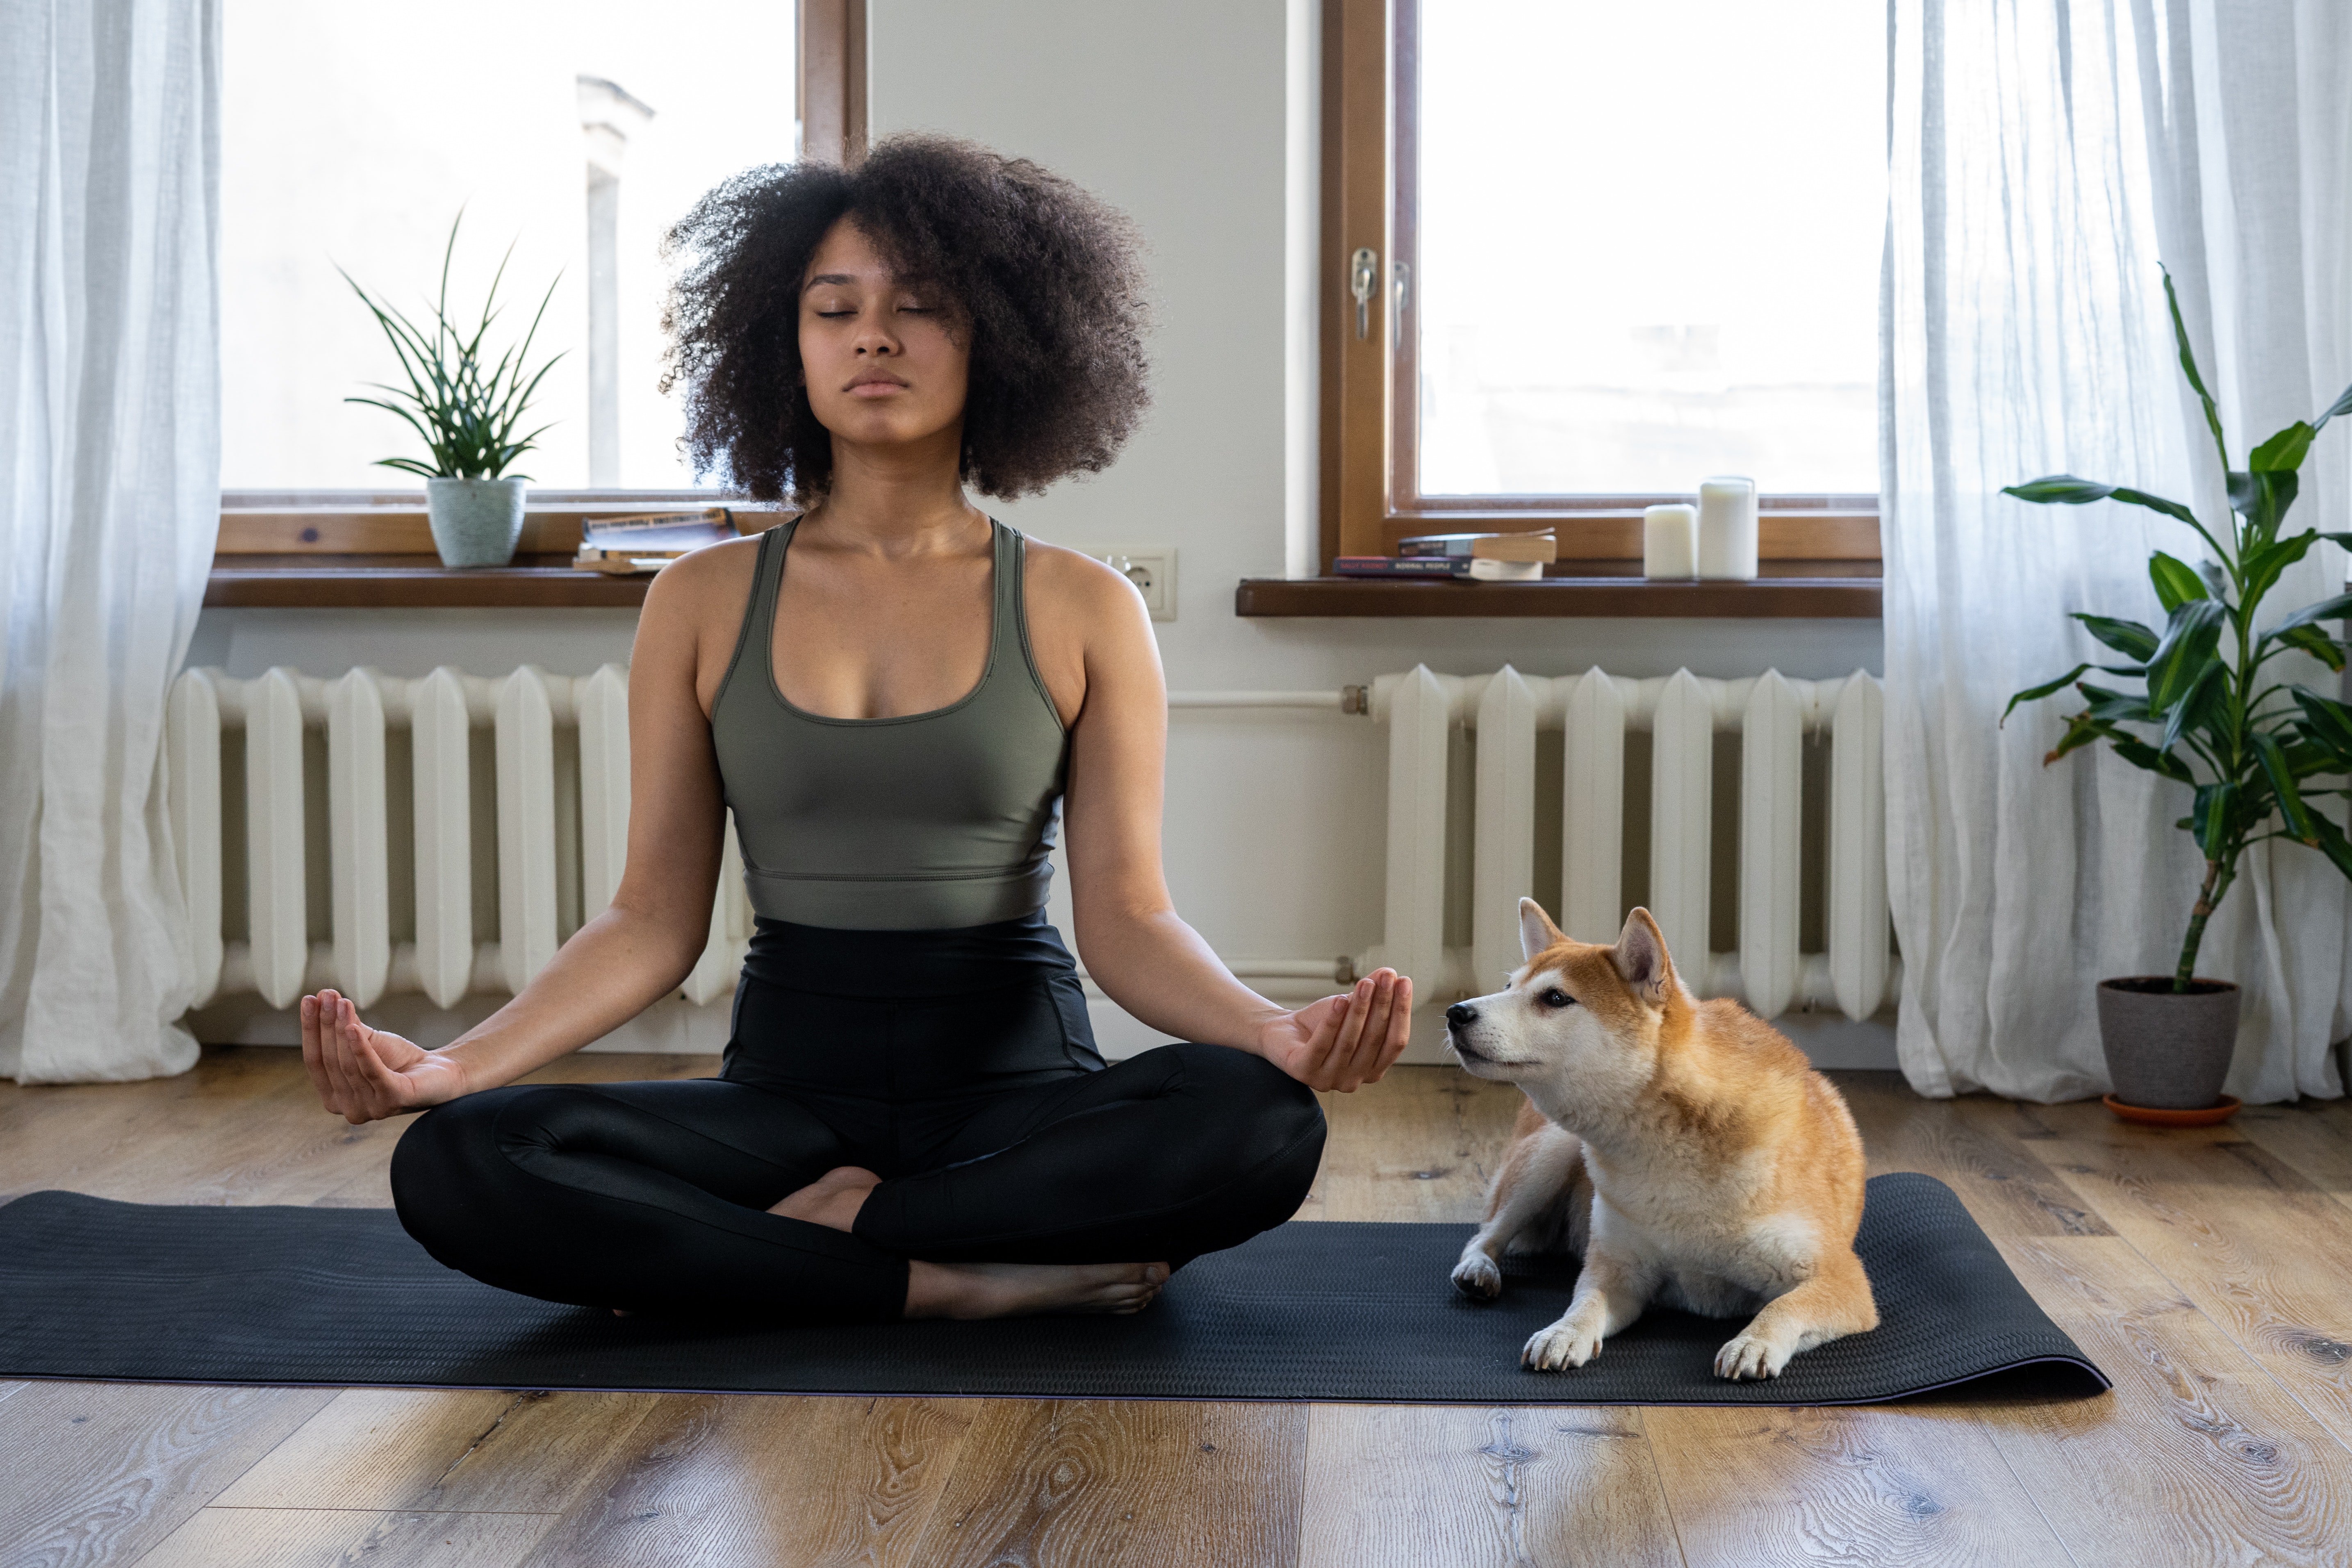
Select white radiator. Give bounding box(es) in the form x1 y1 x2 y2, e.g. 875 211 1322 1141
1355 665 1892 1024
167 665 752 1013
166 662 1889 1029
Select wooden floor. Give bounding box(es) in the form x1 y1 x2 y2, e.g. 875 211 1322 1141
6 1051 2352 1566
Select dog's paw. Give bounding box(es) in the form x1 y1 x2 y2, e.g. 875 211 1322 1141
1522 1318 1604 1372
1452 1254 1503 1299
1713 1331 1790 1381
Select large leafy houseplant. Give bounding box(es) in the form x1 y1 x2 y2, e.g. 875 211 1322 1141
2004 271 2352 994
340 216 561 480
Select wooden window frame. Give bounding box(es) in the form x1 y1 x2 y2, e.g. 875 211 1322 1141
799 0 868 167
1318 0 1879 573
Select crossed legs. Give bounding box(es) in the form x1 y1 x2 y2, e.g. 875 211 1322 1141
389 1042 1325 1324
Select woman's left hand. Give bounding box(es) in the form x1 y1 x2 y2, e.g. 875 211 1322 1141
1254 968 1415 1092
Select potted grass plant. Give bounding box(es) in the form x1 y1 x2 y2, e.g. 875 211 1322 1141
2004 270 2352 1120
342 217 562 568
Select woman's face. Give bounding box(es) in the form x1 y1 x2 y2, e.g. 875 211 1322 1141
797 218 970 453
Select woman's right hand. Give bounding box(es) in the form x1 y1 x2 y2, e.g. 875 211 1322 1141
300 990 471 1124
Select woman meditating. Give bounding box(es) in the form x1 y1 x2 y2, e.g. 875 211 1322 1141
300 136 1413 1323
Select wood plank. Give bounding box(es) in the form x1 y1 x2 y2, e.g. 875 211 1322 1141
1835 1075 2114 1242
516 1395 973 1568
215 1389 662 1514
1642 1403 2071 1567
1313 1065 1523 1224
0 1382 338 1568
1235 575 1884 619
1970 1234 2352 1567
2236 1100 2352 1219
1297 1404 1680 1568
212 506 765 555
206 558 656 610
2028 1111 2352 1449
898 1400 1307 1568
130 1508 553 1568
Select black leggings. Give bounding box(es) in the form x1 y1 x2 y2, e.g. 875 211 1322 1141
389 915 1326 1322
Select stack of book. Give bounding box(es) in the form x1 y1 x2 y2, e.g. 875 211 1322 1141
1334 529 1557 582
572 508 739 574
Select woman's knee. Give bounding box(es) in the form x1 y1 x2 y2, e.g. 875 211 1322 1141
1161 1040 1326 1171
388 1085 561 1256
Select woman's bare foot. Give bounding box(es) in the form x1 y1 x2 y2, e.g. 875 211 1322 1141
904 1259 1171 1320
769 1166 882 1231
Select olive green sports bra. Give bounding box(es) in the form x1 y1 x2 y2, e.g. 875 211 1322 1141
709 517 1071 931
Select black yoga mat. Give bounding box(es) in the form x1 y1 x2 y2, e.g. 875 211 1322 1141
0 1173 2104 1405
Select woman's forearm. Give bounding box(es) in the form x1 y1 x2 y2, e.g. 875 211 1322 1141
435 903 709 1095
1073 906 1288 1051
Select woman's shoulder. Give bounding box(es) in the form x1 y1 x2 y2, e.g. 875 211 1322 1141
1020 535 1148 626
640 531 766 619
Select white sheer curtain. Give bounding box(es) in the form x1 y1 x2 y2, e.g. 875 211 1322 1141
1885 0 2352 1102
0 0 221 1083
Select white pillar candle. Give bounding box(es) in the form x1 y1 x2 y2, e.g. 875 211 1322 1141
1643 503 1698 578
1696 475 1759 580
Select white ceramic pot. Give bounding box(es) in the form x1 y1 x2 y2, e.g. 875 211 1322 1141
424 477 528 568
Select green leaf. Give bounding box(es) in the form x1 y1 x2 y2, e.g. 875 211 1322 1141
2003 663 2095 725
2191 780 2240 859
2251 421 2317 473
2149 551 2209 612
2305 814 2352 883
2274 623 2350 674
2239 530 2320 610
2161 659 2225 756
337 213 560 480
2044 712 2112 766
2291 684 2352 759
2145 599 2227 711
2077 683 2156 725
2005 475 2121 505
2264 592 2352 644
2111 734 2195 784
2314 376 2352 435
2163 264 2231 471
2071 613 2160 661
2227 469 2299 544
2256 734 2319 843
2003 476 2205 531
2003 472 2234 563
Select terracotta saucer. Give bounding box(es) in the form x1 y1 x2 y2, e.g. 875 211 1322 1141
2102 1093 2241 1127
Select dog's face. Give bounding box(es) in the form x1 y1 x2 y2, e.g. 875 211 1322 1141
1444 901 1679 1114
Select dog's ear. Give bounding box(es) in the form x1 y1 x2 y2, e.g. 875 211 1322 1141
1519 898 1564 963
1612 908 1674 1004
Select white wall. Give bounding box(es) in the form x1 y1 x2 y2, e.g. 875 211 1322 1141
188 0 1888 1063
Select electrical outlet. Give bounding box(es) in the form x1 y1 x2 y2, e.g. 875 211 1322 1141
1092 546 1176 621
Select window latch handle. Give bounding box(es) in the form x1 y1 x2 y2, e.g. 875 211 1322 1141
1349 247 1378 340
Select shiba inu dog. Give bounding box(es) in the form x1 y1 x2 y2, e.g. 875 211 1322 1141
1446 899 1877 1380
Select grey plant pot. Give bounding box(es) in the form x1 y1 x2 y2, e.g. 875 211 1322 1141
2095 976 2241 1109
425 477 528 568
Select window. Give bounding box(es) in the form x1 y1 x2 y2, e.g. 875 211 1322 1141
1322 0 1885 564
219 0 804 492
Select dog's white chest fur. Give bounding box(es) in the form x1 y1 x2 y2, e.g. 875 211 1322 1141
1585 1147 1818 1318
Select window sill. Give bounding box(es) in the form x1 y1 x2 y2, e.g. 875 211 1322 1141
205 493 782 609
205 554 658 609
1235 564 1883 619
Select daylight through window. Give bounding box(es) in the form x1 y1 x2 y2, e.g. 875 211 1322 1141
1413 0 1885 498
220 0 798 490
